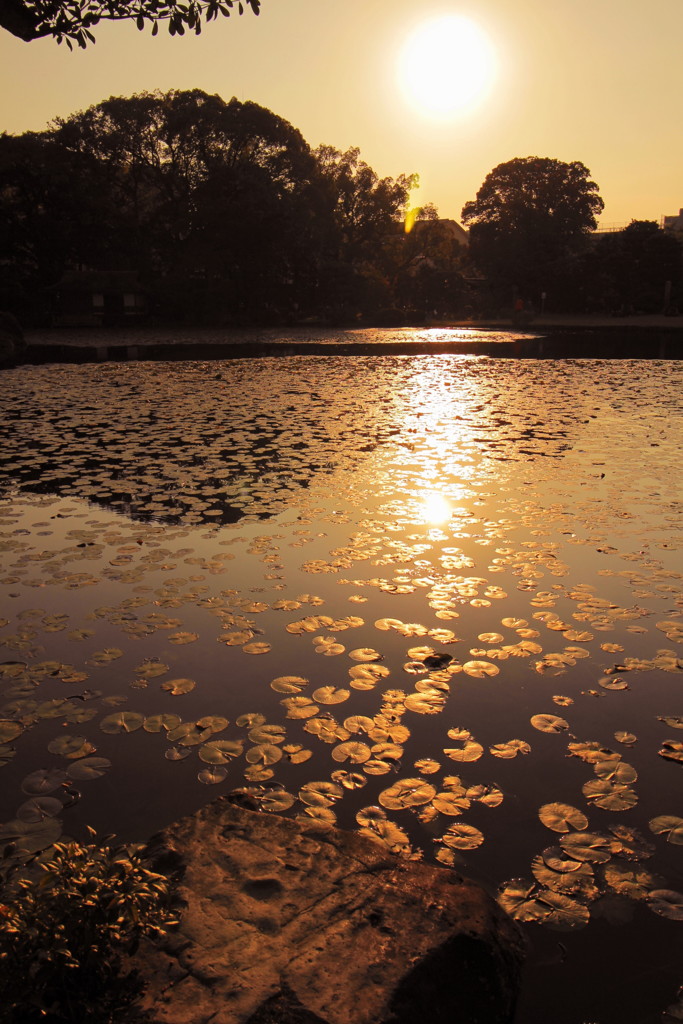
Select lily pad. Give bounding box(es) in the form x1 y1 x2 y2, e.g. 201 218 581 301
100 711 145 734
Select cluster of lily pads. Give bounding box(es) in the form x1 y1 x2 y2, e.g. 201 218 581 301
0 356 681 1024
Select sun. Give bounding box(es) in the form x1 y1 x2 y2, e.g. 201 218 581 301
397 15 497 118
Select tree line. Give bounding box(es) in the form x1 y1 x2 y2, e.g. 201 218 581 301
1 89 680 326
0 89 466 326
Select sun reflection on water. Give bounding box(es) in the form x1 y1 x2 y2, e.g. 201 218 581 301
420 492 451 525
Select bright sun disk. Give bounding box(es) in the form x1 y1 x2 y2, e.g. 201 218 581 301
397 15 497 118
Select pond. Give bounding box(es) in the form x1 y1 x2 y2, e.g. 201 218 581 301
0 351 681 1024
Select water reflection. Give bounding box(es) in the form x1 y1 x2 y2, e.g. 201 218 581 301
0 354 682 1024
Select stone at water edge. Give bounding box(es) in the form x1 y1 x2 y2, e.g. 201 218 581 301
135 798 525 1024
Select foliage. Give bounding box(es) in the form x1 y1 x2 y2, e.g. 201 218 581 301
0 827 178 1024
461 156 604 299
584 220 683 314
0 90 425 324
0 0 260 49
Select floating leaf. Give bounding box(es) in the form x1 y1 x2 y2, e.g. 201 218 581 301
531 713 569 734
243 642 272 655
432 791 471 815
404 691 446 714
659 740 683 765
248 723 286 745
16 796 63 822
0 817 62 855
647 889 683 920
165 746 191 761
582 779 638 811
299 781 343 807
100 711 144 734
541 846 584 873
236 713 266 728
463 660 499 678
168 631 199 645
161 677 196 695
594 760 637 785
498 879 549 922
270 675 308 694
47 735 96 760
21 768 68 795
415 758 441 774
246 743 283 766
560 831 611 864
331 770 366 789
607 824 655 862
135 660 169 679
331 740 371 764
282 743 312 764
604 861 661 900
539 803 588 834
490 739 531 759
649 815 683 845
144 714 182 734
0 720 23 743
599 676 629 691
441 823 484 850
363 759 393 775
658 715 683 730
167 722 210 747
281 696 319 719
349 648 383 662
379 778 436 810
66 756 112 780
198 766 228 785
614 731 637 746
567 741 621 764
199 740 244 764
467 784 504 808
537 890 590 931
259 791 296 812
312 686 350 705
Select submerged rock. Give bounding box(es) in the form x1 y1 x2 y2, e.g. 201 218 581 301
137 798 525 1024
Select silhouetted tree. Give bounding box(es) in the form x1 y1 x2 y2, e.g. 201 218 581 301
312 145 416 316
461 156 604 303
585 220 683 314
0 130 119 315
0 0 259 49
49 90 325 320
1 90 423 324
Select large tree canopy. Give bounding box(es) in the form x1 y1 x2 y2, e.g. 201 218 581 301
0 89 427 323
0 0 259 48
461 156 604 297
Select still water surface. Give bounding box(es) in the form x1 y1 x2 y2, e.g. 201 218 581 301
0 351 681 1023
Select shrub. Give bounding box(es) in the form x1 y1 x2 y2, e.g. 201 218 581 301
0 827 178 1024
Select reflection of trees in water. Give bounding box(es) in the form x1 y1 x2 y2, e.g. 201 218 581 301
0 357 678 527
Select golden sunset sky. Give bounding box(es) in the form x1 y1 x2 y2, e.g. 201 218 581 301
1 0 681 227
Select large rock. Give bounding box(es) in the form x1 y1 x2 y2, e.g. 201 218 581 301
136 799 524 1024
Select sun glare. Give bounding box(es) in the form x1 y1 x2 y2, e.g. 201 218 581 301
421 492 452 525
397 15 497 118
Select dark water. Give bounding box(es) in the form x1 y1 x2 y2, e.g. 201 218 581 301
0 352 681 1023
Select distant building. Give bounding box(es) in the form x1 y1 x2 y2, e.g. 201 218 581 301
662 209 683 233
412 218 469 247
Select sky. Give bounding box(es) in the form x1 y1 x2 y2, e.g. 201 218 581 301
0 0 681 228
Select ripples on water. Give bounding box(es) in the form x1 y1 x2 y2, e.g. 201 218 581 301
0 353 681 1024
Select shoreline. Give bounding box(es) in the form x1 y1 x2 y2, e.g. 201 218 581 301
10 317 682 364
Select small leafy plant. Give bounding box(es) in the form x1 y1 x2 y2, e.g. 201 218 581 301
0 826 178 1024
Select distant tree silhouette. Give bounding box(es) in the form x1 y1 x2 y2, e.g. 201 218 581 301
0 0 259 48
585 220 683 314
461 156 604 303
1 89 424 325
